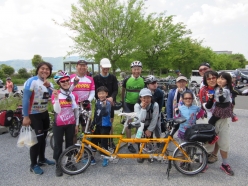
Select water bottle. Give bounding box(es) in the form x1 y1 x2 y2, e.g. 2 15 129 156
135 122 144 139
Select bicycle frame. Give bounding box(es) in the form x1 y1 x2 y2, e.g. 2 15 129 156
75 112 193 163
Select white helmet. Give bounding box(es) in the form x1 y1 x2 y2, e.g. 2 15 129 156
54 70 70 84
100 58 111 68
145 75 157 84
131 61 142 68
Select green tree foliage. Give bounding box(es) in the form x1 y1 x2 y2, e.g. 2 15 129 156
32 55 44 68
229 54 247 68
61 0 151 74
18 68 30 78
0 64 15 76
212 54 240 70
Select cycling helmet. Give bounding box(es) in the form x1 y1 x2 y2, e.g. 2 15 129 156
130 61 142 68
145 75 157 84
54 70 70 84
113 102 122 110
6 77 11 80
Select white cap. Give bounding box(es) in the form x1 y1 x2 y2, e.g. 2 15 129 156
100 58 112 68
139 88 152 97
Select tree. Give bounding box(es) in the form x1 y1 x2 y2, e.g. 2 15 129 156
60 0 151 74
18 68 30 78
0 64 15 76
32 55 44 68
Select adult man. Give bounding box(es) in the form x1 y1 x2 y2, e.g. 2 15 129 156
145 75 164 137
122 61 145 153
198 62 211 88
70 60 95 134
93 58 118 148
166 76 190 119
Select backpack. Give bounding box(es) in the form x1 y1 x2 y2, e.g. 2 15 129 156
12 84 18 93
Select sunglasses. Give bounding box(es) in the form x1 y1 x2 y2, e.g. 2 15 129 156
206 76 217 81
60 79 70 83
66 95 72 102
183 97 193 100
199 67 209 72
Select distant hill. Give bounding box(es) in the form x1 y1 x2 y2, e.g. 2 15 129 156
0 56 99 72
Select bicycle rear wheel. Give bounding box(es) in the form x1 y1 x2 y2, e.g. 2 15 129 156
50 133 54 150
173 142 207 175
58 145 92 175
8 117 21 137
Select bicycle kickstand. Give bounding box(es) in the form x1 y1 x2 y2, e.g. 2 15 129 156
166 160 172 180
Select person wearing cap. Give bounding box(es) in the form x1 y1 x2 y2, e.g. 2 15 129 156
69 60 95 142
93 58 118 149
122 61 145 153
198 62 211 88
3 77 13 96
145 75 164 137
166 75 190 119
175 70 182 77
134 88 159 139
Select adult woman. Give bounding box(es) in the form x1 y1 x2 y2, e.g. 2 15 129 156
22 62 55 175
52 70 79 176
199 70 234 176
166 76 190 119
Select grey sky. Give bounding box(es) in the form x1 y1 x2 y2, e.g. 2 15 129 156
0 0 247 61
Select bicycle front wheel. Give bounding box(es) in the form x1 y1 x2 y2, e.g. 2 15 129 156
58 145 92 175
173 142 207 175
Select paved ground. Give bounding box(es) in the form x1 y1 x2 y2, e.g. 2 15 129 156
0 86 248 186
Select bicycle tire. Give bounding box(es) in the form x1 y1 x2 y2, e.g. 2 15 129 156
50 133 55 150
58 145 92 175
173 142 207 175
8 117 21 137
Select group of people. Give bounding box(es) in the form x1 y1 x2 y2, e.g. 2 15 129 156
22 59 243 177
21 59 119 176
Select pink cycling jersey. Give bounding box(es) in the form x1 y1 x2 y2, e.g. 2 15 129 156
70 74 95 102
51 91 78 126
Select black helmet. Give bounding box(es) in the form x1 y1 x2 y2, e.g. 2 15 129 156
113 102 122 110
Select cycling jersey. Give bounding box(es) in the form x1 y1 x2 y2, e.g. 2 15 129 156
122 76 145 104
22 76 53 116
51 91 78 126
70 74 95 102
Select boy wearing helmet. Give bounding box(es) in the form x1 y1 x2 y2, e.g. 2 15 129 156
52 70 79 177
122 61 145 153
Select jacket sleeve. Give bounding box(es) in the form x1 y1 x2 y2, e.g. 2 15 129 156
110 75 118 100
166 89 174 119
147 103 159 132
134 103 147 122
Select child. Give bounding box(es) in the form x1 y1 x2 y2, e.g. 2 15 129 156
91 86 112 167
206 72 233 126
51 70 79 177
174 91 202 141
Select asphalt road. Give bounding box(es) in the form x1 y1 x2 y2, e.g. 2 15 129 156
0 86 248 186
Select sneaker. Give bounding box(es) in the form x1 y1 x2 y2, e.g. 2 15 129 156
30 165 43 175
128 144 136 153
91 159 96 165
38 158 55 166
232 116 238 122
55 165 63 177
201 165 208 173
209 135 219 144
102 158 109 167
220 163 234 176
208 154 218 163
82 159 96 165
